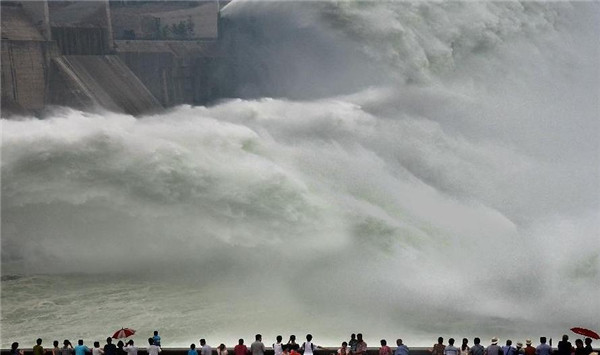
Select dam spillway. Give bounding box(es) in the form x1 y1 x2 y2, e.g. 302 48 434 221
50 55 161 115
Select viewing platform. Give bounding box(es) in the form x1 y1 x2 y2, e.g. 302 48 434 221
3 347 593 355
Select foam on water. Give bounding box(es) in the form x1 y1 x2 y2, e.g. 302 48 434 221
2 0 599 348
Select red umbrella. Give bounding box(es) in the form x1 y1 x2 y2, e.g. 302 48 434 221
112 328 136 339
571 327 600 340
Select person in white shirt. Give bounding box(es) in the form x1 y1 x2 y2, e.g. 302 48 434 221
251 335 265 355
444 339 460 355
338 342 350 355
273 336 283 355
301 334 323 355
217 344 228 355
200 339 212 355
92 342 104 355
147 338 161 355
124 341 138 355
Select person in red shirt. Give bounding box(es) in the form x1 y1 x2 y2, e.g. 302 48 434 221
379 340 392 355
234 339 248 355
524 340 535 355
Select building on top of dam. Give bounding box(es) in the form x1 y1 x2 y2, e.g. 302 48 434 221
1 0 231 117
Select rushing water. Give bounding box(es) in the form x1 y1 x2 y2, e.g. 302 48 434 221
2 0 599 349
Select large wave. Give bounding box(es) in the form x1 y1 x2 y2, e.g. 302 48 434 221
2 0 599 348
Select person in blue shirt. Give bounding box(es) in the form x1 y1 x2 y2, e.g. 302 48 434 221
395 339 409 355
469 338 485 355
188 344 198 355
153 332 161 347
536 337 552 355
445 339 460 355
503 340 516 355
74 340 91 355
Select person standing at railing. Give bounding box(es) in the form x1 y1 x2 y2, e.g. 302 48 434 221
349 335 358 355
33 338 46 355
52 341 61 355
379 340 392 355
74 340 91 355
432 337 445 355
274 336 284 355
287 336 300 352
251 334 266 355
11 342 25 355
153 332 161 348
62 340 74 355
92 341 104 355
338 342 350 355
395 339 409 355
536 337 552 355
200 339 211 355
445 338 460 355
461 339 470 355
124 340 137 355
355 334 367 355
557 335 572 355
485 338 502 355
583 338 593 355
234 339 249 355
502 340 515 355
301 334 324 355
104 338 116 355
217 343 228 355
147 338 161 355
523 340 535 355
574 339 586 355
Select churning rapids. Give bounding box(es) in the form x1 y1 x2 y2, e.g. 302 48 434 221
1 1 599 348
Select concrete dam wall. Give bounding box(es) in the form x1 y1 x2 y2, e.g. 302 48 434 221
1 4 55 114
1 40 55 113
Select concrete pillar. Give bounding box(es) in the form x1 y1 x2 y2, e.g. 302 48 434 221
20 0 51 40
102 0 115 51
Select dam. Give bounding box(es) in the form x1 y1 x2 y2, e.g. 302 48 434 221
1 0 228 117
